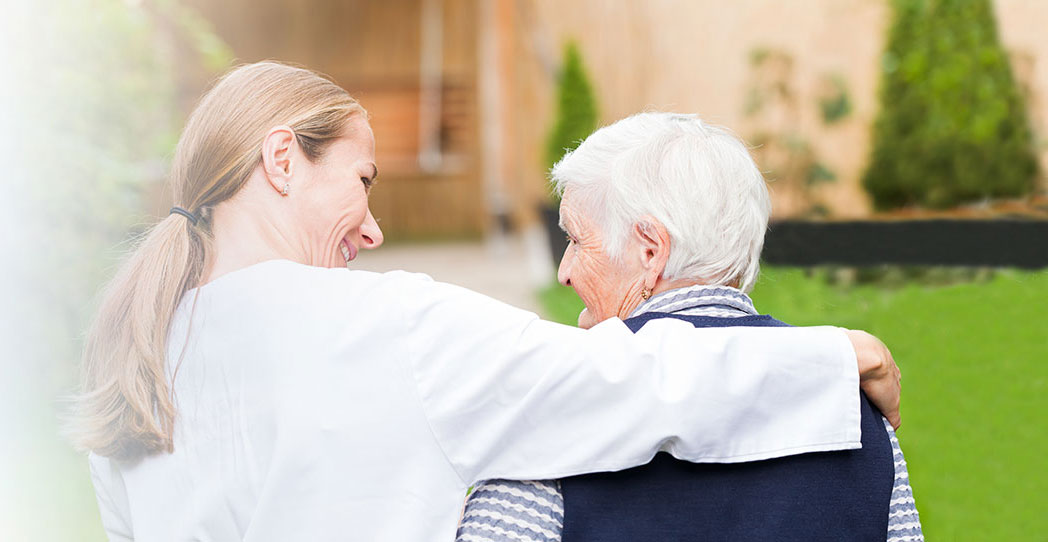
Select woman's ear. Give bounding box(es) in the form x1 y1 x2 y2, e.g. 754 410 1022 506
633 216 671 288
261 126 296 195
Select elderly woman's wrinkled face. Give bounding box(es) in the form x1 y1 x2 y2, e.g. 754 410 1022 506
557 190 648 329
291 116 384 268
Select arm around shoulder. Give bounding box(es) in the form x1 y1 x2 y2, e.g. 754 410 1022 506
389 274 863 484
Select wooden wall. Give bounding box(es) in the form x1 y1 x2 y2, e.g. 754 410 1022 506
172 0 1048 234
507 0 1048 221
183 0 486 240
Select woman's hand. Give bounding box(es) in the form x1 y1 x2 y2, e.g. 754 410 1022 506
847 330 902 429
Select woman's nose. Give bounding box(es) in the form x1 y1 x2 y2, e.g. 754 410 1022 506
360 209 384 249
557 246 572 287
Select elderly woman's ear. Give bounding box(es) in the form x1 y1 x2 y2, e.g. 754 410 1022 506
633 217 672 289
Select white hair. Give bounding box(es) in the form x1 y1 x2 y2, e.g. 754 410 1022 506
551 112 771 292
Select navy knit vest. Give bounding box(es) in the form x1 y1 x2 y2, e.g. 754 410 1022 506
560 313 894 542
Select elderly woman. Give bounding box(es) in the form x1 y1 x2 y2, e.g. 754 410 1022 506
76 64 900 542
457 113 921 542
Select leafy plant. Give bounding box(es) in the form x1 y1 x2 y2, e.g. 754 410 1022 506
863 0 1038 210
3 4 232 537
744 49 838 217
818 74 853 125
545 42 598 200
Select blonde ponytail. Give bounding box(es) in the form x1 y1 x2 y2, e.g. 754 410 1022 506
74 215 208 456
71 62 364 457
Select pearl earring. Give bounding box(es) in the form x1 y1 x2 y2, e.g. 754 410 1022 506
282 183 290 196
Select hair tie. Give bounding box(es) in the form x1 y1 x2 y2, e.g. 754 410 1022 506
169 206 199 226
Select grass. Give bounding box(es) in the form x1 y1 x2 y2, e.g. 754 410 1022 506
539 266 1048 541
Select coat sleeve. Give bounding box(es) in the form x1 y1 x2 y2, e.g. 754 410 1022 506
391 272 861 485
88 453 134 541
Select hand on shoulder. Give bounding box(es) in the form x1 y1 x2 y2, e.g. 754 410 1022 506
846 330 902 429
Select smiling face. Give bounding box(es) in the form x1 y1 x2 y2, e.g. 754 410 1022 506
557 190 650 328
290 115 384 268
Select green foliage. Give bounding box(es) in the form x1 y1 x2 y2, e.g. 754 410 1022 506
743 49 840 217
12 0 180 383
539 266 1048 539
818 74 853 124
5 5 180 540
3 1 231 540
809 265 995 288
545 42 599 198
806 161 837 186
863 0 1038 210
158 0 236 73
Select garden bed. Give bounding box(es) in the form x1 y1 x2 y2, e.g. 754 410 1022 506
762 218 1048 269
542 197 1048 269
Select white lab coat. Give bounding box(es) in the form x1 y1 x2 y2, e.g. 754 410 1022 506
89 260 859 541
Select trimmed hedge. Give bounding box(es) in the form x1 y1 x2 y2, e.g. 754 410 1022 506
863 0 1038 210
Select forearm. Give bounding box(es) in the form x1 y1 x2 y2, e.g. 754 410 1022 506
401 276 862 483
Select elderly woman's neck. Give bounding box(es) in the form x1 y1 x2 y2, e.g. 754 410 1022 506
617 278 707 319
653 277 720 297
641 277 740 309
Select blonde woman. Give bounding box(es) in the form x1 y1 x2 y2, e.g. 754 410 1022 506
74 62 900 541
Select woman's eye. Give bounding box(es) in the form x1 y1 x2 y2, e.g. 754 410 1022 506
565 235 573 245
360 177 373 189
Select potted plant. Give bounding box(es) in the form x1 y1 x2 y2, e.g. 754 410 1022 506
540 41 599 265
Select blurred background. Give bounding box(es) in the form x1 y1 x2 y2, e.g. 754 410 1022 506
1 0 1045 540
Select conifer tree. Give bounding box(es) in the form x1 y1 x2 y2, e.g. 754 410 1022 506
863 0 1037 209
546 42 599 197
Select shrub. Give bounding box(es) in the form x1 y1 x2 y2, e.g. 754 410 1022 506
545 41 598 200
863 0 1038 210
744 49 840 217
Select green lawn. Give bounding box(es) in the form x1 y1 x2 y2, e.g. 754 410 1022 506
540 266 1048 541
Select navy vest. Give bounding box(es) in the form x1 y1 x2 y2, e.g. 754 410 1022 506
560 313 894 542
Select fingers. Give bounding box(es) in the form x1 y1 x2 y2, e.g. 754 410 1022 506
885 348 902 430
848 328 903 429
